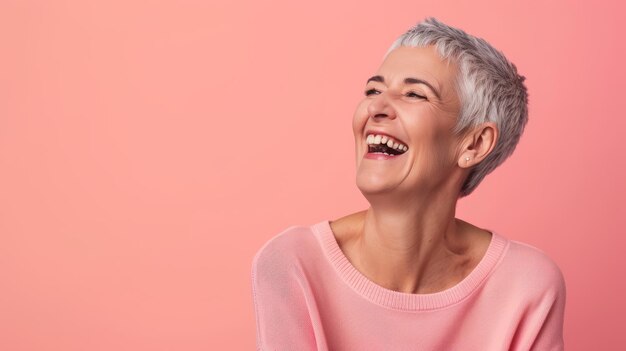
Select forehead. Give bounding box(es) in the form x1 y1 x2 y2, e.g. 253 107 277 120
376 45 458 89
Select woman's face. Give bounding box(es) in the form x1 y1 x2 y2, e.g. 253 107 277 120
353 45 463 199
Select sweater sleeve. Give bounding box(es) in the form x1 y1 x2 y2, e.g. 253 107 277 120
251 245 317 351
529 263 567 351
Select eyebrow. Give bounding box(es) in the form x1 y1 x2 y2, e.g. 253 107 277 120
366 75 441 100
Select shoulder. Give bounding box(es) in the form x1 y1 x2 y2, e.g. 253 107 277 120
488 238 567 349
251 224 318 276
251 226 322 349
499 237 567 299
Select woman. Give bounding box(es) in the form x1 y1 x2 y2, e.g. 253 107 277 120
252 17 566 351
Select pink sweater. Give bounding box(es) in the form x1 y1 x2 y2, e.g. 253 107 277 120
251 220 566 350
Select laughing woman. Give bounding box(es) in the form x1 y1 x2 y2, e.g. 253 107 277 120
251 17 566 351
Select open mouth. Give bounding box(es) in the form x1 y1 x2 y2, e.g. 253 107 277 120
366 133 408 156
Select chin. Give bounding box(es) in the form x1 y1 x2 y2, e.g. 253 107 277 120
355 174 396 195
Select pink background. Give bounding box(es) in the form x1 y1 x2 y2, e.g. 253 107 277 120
1 0 624 350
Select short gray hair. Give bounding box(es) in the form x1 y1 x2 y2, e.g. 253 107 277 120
386 17 529 198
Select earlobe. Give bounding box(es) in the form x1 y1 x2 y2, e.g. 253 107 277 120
458 154 475 168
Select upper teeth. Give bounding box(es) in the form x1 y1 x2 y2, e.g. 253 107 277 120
366 134 408 152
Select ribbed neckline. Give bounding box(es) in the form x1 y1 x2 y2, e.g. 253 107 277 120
312 219 509 311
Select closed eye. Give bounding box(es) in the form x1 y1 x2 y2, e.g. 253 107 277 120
406 91 426 99
365 88 380 96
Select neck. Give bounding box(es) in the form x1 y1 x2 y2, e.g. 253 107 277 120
354 188 470 294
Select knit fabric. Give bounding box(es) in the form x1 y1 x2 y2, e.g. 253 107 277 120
251 220 566 350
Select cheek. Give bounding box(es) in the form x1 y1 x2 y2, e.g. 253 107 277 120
406 117 457 168
430 128 459 170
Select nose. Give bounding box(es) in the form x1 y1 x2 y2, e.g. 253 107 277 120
367 91 396 120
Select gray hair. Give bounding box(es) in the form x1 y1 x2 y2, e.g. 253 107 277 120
386 17 529 198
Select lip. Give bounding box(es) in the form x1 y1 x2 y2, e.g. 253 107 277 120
364 151 406 160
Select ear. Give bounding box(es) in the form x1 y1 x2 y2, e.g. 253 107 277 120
457 122 498 168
